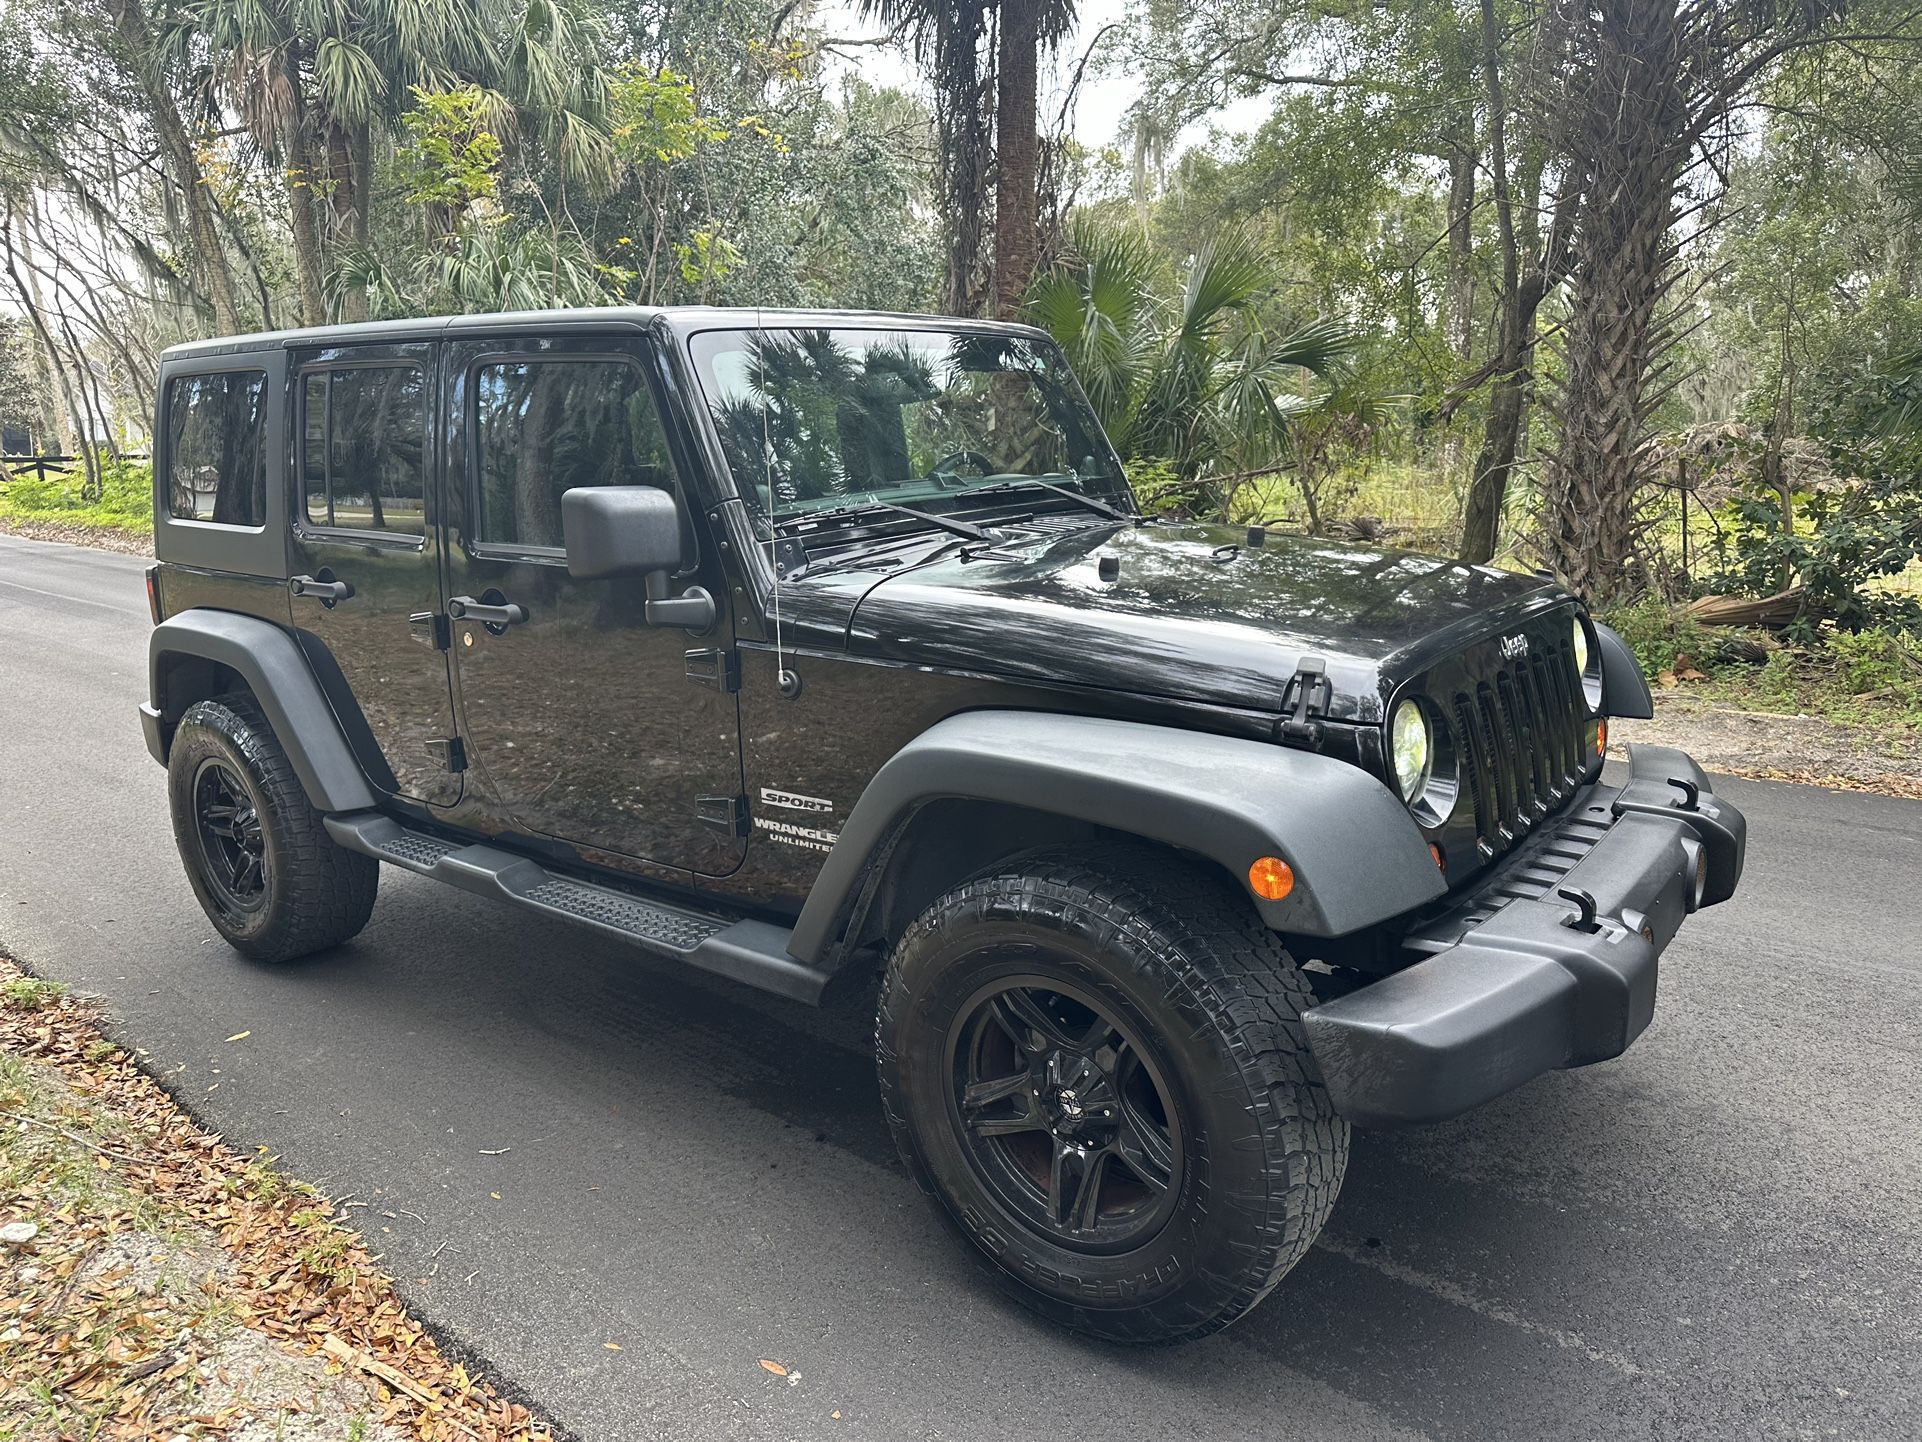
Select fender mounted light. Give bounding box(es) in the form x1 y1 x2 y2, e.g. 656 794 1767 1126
1248 856 1295 902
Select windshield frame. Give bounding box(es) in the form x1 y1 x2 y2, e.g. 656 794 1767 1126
680 320 1134 537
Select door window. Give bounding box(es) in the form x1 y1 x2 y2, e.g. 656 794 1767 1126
471 359 678 552
165 370 268 526
299 366 428 535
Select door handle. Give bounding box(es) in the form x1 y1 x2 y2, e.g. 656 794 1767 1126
290 572 354 605
447 595 528 628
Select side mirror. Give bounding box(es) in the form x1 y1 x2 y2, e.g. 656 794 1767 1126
561 485 715 630
562 485 685 580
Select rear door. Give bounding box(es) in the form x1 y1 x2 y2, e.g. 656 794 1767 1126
440 333 745 876
287 340 461 807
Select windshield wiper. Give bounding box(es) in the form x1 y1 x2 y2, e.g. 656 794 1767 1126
780 499 998 544
959 475 1136 524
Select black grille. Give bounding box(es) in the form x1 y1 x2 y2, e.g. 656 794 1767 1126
1450 636 1588 857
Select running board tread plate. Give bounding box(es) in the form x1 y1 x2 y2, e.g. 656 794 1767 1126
323 812 829 1004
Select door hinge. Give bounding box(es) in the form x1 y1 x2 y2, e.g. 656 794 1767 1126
425 736 467 773
409 611 452 651
685 648 741 692
696 793 749 837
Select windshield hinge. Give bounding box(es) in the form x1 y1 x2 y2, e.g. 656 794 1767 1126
685 648 741 693
1278 656 1331 748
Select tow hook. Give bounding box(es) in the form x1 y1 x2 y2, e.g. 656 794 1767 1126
1558 886 1603 934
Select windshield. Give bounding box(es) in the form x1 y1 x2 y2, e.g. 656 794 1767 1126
686 326 1128 527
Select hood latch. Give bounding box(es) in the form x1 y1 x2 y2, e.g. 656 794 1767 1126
1278 655 1331 748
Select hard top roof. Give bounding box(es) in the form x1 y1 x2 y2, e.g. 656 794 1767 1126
160 305 1051 362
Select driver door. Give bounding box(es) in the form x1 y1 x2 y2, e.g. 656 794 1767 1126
441 334 745 877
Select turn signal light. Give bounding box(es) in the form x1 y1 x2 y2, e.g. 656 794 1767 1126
1248 856 1295 901
1595 718 1609 757
1429 843 1446 871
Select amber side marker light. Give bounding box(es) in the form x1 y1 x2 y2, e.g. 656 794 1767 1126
1429 843 1446 871
1595 718 1609 757
1248 856 1295 901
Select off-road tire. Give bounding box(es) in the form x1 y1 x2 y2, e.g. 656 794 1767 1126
876 846 1347 1343
167 694 377 963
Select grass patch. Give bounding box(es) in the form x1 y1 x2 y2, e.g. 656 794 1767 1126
0 457 152 539
1 975 66 1012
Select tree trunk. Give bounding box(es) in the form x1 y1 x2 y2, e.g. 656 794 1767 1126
325 119 371 322
926 5 993 317
1540 0 1688 603
283 52 327 326
993 0 1041 321
1 206 86 463
1458 0 1527 567
100 0 243 335
1444 122 1477 362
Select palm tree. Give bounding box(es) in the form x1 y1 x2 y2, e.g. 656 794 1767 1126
177 0 610 323
864 0 1073 318
1027 216 1365 523
991 0 1075 319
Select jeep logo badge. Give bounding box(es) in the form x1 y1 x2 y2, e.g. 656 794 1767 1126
1500 633 1529 660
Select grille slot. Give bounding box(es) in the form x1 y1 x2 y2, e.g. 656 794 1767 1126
1451 637 1588 856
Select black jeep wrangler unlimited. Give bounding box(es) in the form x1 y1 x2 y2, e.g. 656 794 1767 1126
140 307 1746 1342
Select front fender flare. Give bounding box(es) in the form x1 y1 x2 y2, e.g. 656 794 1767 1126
1596 622 1654 719
787 711 1446 963
147 611 378 813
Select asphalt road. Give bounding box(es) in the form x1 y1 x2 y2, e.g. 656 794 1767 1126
3 530 1920 1442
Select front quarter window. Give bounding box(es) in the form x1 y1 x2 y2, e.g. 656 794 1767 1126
687 326 1124 525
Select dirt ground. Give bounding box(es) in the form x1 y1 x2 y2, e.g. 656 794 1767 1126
1611 690 1922 798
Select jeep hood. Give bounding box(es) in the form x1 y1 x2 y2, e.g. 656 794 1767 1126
837 521 1567 723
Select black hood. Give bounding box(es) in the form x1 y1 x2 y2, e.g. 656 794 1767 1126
823 521 1569 723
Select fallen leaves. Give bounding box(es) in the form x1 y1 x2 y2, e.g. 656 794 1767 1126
0 951 557 1441
759 1359 788 1377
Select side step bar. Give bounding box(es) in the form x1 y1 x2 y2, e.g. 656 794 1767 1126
324 812 832 1005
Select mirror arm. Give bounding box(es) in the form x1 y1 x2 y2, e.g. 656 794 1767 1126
643 571 717 630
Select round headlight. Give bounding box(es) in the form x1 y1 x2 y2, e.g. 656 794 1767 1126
1572 615 1591 676
1391 699 1432 803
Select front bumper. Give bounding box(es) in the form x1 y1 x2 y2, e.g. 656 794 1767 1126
1301 744 1746 1127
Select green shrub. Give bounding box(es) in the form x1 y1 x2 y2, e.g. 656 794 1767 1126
1598 598 1717 676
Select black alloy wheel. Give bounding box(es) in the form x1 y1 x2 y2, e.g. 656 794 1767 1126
949 977 1182 1253
192 758 268 916
166 694 378 963
878 847 1349 1343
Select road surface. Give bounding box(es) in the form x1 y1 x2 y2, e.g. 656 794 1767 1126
3 532 1919 1441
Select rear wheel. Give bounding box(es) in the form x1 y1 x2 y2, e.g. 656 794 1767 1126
166 695 377 963
877 848 1348 1343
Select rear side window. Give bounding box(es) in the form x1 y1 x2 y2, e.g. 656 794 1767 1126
471 359 677 550
300 366 428 535
166 371 268 525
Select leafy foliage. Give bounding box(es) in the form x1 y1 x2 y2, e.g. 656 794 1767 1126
1707 451 1922 637
1026 214 1364 522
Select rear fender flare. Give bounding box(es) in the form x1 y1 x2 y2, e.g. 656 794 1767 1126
787 711 1446 964
147 611 378 813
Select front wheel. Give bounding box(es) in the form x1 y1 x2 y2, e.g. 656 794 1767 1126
876 848 1348 1343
